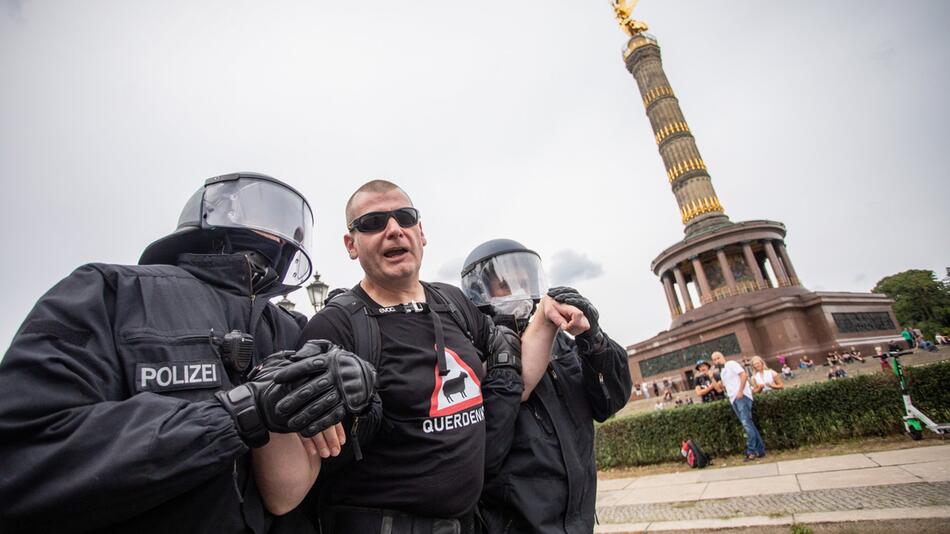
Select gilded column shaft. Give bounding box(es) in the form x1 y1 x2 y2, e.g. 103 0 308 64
623 33 729 236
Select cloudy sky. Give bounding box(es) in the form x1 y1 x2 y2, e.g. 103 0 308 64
1 0 948 353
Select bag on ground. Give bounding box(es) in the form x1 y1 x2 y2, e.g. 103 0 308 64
680 439 710 468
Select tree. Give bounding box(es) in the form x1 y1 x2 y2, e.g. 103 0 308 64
872 269 950 339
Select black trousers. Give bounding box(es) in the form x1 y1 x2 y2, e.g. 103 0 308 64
323 505 476 534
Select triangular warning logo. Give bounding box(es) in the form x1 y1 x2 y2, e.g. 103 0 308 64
429 347 483 417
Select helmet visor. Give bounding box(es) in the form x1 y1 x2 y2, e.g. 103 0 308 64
462 251 547 308
203 178 314 286
280 249 312 287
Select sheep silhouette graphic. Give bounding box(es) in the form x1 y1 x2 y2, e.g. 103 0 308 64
428 346 483 418
442 372 468 402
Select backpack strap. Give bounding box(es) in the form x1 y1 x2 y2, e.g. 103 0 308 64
324 286 381 369
422 282 474 342
324 282 481 369
422 281 481 360
323 286 402 465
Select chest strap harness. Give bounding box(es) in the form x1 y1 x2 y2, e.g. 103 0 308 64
364 300 453 376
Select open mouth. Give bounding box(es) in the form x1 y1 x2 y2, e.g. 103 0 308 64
383 247 409 259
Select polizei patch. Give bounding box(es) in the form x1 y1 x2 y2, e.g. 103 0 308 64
135 361 222 393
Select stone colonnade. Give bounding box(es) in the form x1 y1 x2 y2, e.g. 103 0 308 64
660 239 799 318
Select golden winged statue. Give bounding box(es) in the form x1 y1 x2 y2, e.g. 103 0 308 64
612 0 649 36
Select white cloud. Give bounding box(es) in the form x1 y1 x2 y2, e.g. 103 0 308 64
435 257 465 285
548 250 605 287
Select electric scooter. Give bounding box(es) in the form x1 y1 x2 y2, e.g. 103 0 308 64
885 350 950 440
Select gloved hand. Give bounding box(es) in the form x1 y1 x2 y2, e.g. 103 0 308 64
216 340 377 447
547 286 606 355
487 324 522 373
270 340 377 437
215 350 295 448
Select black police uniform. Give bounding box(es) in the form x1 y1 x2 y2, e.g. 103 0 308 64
0 253 310 534
480 331 632 534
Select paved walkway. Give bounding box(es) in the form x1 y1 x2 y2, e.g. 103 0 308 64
595 444 950 532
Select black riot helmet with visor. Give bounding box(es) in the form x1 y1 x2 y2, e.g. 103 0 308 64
461 239 547 332
139 172 314 289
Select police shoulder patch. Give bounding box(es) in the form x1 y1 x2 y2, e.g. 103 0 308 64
135 361 223 393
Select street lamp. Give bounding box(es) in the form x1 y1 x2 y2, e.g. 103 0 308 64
306 271 329 312
276 294 296 312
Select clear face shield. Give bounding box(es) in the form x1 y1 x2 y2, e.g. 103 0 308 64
462 252 548 320
202 178 314 286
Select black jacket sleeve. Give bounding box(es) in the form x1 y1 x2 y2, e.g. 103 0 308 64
0 265 246 531
576 332 632 422
466 310 525 478
482 364 524 477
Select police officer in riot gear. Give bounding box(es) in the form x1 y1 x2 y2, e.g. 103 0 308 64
0 172 375 534
462 239 548 334
462 239 632 534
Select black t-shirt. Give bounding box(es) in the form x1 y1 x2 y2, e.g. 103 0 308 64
694 372 725 403
298 283 491 519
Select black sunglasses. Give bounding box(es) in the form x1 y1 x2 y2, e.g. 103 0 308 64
348 207 421 233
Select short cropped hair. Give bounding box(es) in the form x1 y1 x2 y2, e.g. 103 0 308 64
344 179 413 226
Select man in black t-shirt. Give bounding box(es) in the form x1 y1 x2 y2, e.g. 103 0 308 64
694 359 725 403
254 180 562 534
323 180 498 532
300 282 495 524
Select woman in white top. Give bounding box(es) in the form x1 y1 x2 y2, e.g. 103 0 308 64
751 355 784 394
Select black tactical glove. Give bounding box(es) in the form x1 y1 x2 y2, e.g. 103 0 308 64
216 340 377 447
487 324 522 374
547 286 606 355
215 351 295 448
270 340 377 437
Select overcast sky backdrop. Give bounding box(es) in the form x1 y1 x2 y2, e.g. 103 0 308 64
1 0 948 354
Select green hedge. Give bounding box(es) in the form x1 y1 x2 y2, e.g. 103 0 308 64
596 361 950 469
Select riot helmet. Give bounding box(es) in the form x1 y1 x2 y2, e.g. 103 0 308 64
461 239 547 331
139 172 314 288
